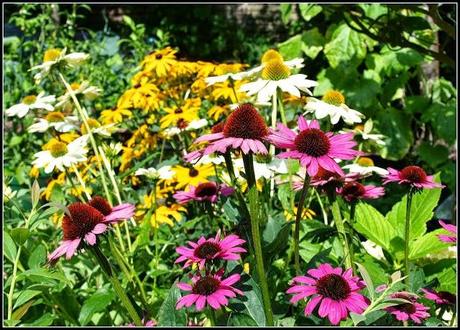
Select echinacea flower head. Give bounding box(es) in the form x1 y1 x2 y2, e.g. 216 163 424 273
48 196 135 263
175 232 246 269
342 157 389 177
30 48 89 82
176 271 243 311
383 165 444 190
173 182 234 204
268 117 359 176
421 288 456 306
28 112 79 133
437 220 456 243
32 135 89 174
135 165 175 181
304 90 365 125
6 92 56 118
194 103 269 155
384 292 430 324
240 59 317 103
286 263 369 325
337 181 385 203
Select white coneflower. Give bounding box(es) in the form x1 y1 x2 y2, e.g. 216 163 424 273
32 136 89 174
205 49 304 86
343 157 389 176
162 119 208 137
28 112 79 133
3 182 17 202
240 59 317 103
56 81 102 109
341 119 385 145
80 118 115 137
304 90 365 125
6 92 56 118
30 48 89 82
135 166 175 180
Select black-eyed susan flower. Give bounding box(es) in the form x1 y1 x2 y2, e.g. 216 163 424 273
172 164 215 190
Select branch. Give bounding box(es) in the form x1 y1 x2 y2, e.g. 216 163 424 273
428 4 455 38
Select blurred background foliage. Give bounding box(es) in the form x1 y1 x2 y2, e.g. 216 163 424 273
4 3 456 216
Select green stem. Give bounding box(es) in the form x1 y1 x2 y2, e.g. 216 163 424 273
277 89 287 125
229 78 239 103
7 206 36 321
242 153 256 189
223 152 250 220
248 187 274 326
91 245 142 326
293 172 310 275
315 188 328 225
152 183 160 290
404 190 414 288
207 307 217 326
330 196 353 271
348 202 357 275
58 73 112 208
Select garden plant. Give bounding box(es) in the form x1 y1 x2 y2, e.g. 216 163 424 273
3 3 457 327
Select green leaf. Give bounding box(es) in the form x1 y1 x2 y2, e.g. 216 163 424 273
4 231 17 262
437 267 456 294
354 202 395 252
13 290 42 310
10 227 30 246
298 4 322 21
278 34 303 60
409 229 449 260
227 312 258 326
376 107 414 161
324 24 367 68
355 262 375 301
279 4 293 24
12 299 35 321
421 101 456 145
16 269 71 285
417 142 449 168
156 281 187 326
263 218 292 259
31 179 40 207
386 178 442 240
233 276 266 326
25 313 55 326
28 244 46 269
78 289 115 325
301 28 325 59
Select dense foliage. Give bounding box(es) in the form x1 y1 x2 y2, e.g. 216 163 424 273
3 3 457 327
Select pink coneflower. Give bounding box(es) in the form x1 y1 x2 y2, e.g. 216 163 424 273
48 196 134 263
173 182 234 204
421 288 456 306
286 263 369 325
268 117 359 176
337 181 385 203
176 271 243 311
184 122 226 163
193 103 269 155
385 292 430 324
383 165 444 190
437 220 456 243
175 233 246 269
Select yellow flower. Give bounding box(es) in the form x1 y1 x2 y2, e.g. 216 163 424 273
207 105 230 121
131 70 154 87
42 173 66 201
243 263 250 274
284 207 316 221
118 84 162 112
150 204 186 228
160 98 201 129
141 47 178 77
173 164 215 190
29 166 40 178
52 212 64 226
100 108 132 125
211 80 246 103
59 132 80 143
